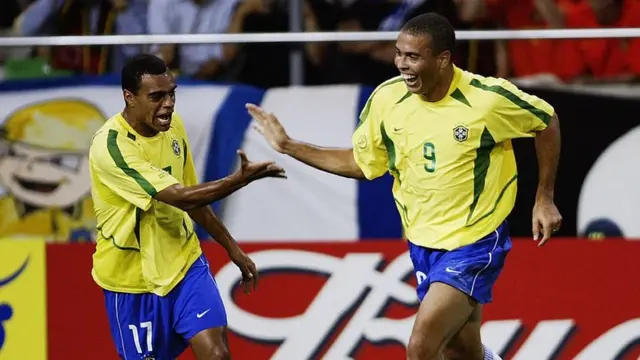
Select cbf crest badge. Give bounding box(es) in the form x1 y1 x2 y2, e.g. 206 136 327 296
453 125 469 142
172 139 181 156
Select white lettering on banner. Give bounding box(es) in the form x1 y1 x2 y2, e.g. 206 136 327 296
511 320 575 360
216 250 417 360
323 250 416 360
215 250 640 360
480 320 523 355
481 319 640 359
574 319 640 360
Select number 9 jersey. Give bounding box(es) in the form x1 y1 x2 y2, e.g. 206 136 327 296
352 66 554 251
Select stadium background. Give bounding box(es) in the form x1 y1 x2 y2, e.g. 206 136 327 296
1 0 640 359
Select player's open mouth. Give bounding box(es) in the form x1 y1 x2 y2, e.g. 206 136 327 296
14 176 60 193
155 113 172 126
402 73 419 86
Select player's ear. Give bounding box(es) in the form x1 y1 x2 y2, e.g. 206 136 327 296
438 51 451 70
123 89 137 107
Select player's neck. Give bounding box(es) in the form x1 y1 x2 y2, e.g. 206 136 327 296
421 65 454 103
122 108 159 137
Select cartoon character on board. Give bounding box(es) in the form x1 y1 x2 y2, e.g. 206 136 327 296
0 99 105 242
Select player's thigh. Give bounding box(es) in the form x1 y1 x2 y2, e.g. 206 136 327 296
406 223 511 359
174 255 229 359
189 326 230 360
407 281 478 359
420 222 512 306
443 304 484 360
103 289 184 360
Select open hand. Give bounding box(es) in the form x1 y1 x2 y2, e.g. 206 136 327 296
228 247 258 294
532 198 562 246
246 103 290 153
237 150 286 181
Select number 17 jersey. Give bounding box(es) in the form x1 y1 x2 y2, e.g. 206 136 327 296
352 66 554 250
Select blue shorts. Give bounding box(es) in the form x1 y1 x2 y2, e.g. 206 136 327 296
103 254 227 360
408 222 511 304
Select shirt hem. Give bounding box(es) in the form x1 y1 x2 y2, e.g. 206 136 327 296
92 246 203 296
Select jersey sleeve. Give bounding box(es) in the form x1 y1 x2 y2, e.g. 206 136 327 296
90 129 180 211
173 113 199 187
480 78 555 143
352 90 389 180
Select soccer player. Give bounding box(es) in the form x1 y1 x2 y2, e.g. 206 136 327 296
247 13 562 360
89 54 286 360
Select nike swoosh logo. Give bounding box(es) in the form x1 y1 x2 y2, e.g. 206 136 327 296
196 309 211 319
393 127 403 131
445 267 462 274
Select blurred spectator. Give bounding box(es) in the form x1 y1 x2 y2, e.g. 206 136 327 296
149 0 255 81
378 0 431 32
312 0 498 86
0 1 31 66
0 1 27 30
13 0 147 75
439 0 496 77
565 0 640 83
222 0 297 87
222 0 327 87
315 1 399 86
4 0 640 87
228 0 481 87
456 0 584 82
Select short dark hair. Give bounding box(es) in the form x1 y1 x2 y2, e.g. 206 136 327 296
121 54 168 95
401 13 456 55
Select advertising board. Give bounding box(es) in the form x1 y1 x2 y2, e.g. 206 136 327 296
45 240 640 360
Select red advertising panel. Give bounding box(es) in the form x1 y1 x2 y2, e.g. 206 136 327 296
46 240 640 360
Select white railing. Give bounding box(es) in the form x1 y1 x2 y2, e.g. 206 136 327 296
0 28 639 46
3 27 638 84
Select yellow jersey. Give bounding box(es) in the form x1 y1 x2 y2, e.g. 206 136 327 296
89 113 201 296
352 66 553 250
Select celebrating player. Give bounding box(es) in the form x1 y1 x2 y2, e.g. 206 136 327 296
247 13 562 360
89 54 286 360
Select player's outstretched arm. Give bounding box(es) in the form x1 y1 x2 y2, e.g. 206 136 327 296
154 150 286 211
281 140 365 179
532 112 562 245
246 103 366 179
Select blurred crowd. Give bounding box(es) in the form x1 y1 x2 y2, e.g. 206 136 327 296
0 0 639 87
